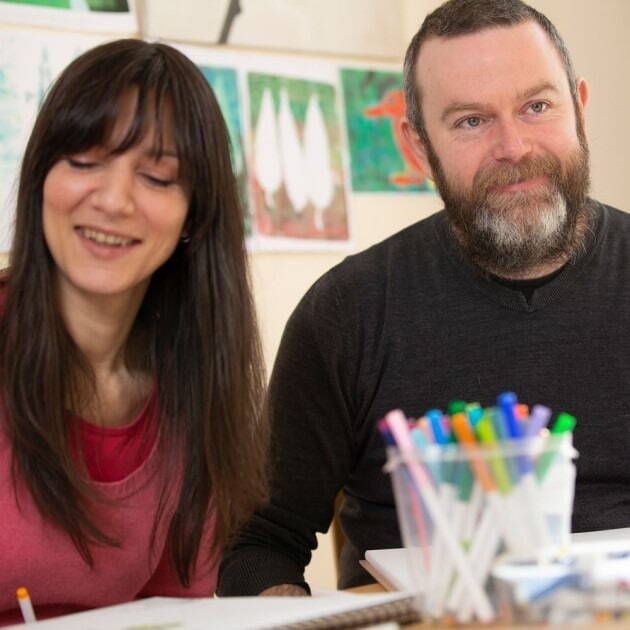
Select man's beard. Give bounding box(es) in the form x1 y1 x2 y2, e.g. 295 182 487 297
425 121 591 277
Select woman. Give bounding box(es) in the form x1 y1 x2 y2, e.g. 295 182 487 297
0 39 267 624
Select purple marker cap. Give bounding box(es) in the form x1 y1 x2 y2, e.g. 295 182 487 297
525 404 552 438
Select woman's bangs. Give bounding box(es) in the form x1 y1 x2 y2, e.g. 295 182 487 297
48 82 130 160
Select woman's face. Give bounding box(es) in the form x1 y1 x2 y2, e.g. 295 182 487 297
42 92 189 309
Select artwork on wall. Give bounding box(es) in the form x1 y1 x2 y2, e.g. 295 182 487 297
197 65 252 237
248 71 349 248
0 28 107 252
180 45 352 252
0 0 137 33
340 67 435 193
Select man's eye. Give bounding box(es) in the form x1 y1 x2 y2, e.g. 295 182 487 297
529 101 547 114
459 116 482 129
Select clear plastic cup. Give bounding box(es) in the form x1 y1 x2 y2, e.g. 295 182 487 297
385 435 577 625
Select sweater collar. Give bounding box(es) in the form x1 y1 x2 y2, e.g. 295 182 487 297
433 200 604 313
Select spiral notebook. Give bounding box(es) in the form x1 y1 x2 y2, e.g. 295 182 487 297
5 591 418 629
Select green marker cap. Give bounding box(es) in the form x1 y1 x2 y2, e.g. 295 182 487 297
448 400 466 415
550 412 576 434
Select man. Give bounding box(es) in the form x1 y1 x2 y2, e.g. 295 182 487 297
219 0 630 595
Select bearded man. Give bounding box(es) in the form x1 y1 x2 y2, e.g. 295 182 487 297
219 0 630 596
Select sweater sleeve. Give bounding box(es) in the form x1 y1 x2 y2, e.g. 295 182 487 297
217 270 357 595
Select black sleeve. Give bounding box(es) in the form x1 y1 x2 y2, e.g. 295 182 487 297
217 269 357 595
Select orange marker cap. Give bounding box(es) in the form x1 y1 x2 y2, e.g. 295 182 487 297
16 587 29 600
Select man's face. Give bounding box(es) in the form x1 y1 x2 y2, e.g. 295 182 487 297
406 21 591 277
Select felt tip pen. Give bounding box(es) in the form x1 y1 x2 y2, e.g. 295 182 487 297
16 587 36 623
426 409 448 445
535 412 576 481
448 400 466 416
465 403 483 427
525 404 552 438
497 391 522 439
498 392 534 477
476 411 512 495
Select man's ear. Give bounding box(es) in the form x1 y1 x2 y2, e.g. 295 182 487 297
576 77 589 129
400 117 434 180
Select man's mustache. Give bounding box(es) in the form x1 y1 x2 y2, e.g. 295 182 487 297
473 154 562 196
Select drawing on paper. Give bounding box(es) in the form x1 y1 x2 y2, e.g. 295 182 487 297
0 0 129 11
0 0 136 31
340 68 434 193
248 73 349 242
0 30 103 252
198 65 251 236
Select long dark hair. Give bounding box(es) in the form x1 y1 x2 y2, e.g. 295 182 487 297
0 39 268 585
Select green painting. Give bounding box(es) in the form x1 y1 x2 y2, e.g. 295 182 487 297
199 65 251 236
248 72 349 243
340 67 434 193
1 0 129 10
0 30 103 252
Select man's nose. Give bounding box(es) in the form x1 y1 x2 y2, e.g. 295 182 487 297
490 119 532 164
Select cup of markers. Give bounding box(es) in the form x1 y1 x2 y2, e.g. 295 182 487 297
380 392 578 626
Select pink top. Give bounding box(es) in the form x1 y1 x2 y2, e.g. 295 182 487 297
0 390 218 626
79 388 158 482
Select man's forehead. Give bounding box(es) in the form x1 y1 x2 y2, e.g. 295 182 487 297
416 20 569 101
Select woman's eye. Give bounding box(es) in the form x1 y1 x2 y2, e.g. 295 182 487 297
143 174 173 188
67 157 96 169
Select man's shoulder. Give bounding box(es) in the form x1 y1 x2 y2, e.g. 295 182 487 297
328 211 445 282
599 201 630 226
591 200 630 248
295 212 446 318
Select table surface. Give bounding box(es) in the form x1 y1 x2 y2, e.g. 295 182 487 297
351 529 630 629
348 583 626 629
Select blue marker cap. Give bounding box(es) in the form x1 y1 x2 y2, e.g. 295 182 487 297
426 409 448 445
497 391 523 439
498 392 534 476
466 403 484 428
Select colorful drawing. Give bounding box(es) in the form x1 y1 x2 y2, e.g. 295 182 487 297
248 72 349 242
340 67 435 193
1 0 136 31
1 0 128 9
0 29 105 252
198 66 251 236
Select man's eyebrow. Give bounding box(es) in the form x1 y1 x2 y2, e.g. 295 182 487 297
440 81 561 123
519 81 560 101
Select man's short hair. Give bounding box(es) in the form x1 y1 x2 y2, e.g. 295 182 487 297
403 0 578 140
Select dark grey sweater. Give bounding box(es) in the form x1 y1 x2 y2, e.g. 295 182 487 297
219 202 630 594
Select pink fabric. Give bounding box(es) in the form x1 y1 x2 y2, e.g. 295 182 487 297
0 396 218 626
78 387 158 482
